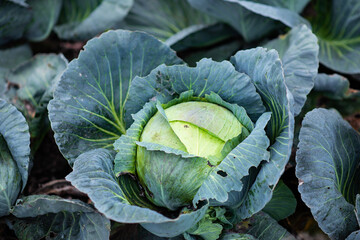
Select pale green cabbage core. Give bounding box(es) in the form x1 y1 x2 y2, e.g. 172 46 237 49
136 101 244 210
140 101 243 163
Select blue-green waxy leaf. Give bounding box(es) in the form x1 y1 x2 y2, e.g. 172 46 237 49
356 195 360 227
313 74 354 100
11 195 110 240
296 108 360 239
264 25 319 116
187 0 310 42
0 99 30 192
0 135 21 217
346 231 360 240
24 0 62 41
54 0 133 40
262 180 297 221
125 58 265 124
0 1 31 45
66 148 208 237
193 112 271 205
49 30 183 165
241 212 296 240
231 47 294 219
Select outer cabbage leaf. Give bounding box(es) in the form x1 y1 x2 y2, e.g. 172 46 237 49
3 54 67 150
250 0 360 73
24 0 62 41
0 99 30 191
192 112 270 205
264 25 319 116
0 45 32 94
187 0 309 42
313 74 359 100
11 195 110 240
54 0 133 40
296 108 360 239
346 231 360 240
0 1 31 45
48 30 183 165
66 148 208 237
0 135 21 217
118 0 237 51
124 58 265 124
262 180 296 221
231 47 294 219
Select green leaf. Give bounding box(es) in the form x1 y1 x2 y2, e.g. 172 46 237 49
222 233 257 240
296 108 360 239
356 195 360 227
264 25 319 116
182 39 243 67
0 1 31 45
24 0 62 41
235 1 311 28
125 58 265 123
11 195 110 240
0 45 32 95
313 74 356 100
3 54 67 148
118 0 235 51
66 148 208 237
186 215 223 240
54 0 133 40
0 99 30 192
48 30 182 165
187 0 309 42
240 212 296 240
193 112 271 205
346 231 360 240
263 180 297 221
310 0 360 74
166 23 238 52
7 0 28 7
231 47 294 219
0 135 21 217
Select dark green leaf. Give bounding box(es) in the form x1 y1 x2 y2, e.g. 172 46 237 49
187 0 309 42
24 0 62 41
11 195 110 240
54 0 133 40
0 1 31 45
240 212 296 240
263 180 297 221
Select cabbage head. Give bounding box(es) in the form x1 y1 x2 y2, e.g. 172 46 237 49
47 29 318 238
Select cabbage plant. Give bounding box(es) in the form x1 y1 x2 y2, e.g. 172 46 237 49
47 29 318 238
